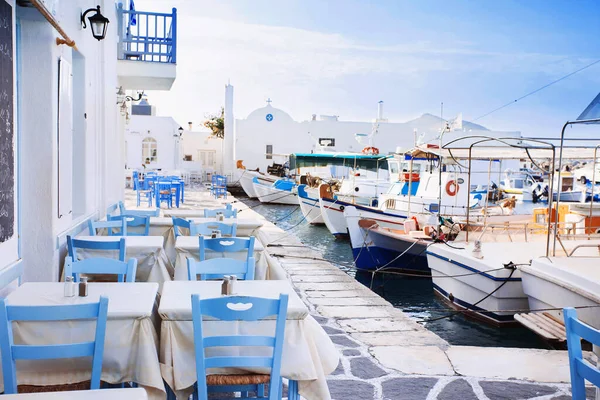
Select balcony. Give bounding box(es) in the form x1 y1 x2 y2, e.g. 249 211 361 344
116 5 177 91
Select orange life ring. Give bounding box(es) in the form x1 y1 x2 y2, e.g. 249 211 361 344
446 180 459 196
361 146 380 155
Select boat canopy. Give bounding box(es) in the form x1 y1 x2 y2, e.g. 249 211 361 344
290 153 390 171
411 136 600 160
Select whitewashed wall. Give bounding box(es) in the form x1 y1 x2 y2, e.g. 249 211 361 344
181 130 224 174
17 0 123 282
125 115 180 171
232 104 522 175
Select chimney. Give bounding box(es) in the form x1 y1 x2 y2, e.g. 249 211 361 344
188 121 193 130
377 101 384 120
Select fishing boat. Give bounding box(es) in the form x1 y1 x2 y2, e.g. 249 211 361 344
551 171 585 203
498 170 543 202
426 133 600 325
237 169 279 198
290 152 391 226
342 146 516 271
252 177 298 205
345 206 431 273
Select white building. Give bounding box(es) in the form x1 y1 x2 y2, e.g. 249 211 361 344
8 0 177 283
223 85 522 176
125 98 224 175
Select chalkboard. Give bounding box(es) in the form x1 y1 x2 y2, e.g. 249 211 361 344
0 0 13 243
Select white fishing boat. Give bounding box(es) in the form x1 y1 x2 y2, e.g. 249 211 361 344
319 177 390 236
291 152 390 225
426 131 600 325
252 177 298 205
236 169 279 198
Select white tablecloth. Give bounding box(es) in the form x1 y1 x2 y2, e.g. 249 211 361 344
173 236 268 281
71 236 173 290
158 281 338 400
2 388 148 399
4 283 164 400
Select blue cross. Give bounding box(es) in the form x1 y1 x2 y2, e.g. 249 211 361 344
266 113 273 122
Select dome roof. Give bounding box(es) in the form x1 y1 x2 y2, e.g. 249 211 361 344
246 104 294 123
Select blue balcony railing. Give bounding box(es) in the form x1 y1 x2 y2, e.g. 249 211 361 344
117 4 177 64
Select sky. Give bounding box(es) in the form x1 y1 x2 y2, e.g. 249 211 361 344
139 0 600 138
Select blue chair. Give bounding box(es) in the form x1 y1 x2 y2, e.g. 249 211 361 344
199 236 255 262
190 221 237 237
64 257 137 283
106 202 120 217
0 296 109 394
564 308 600 399
204 208 238 218
134 176 154 207
67 236 126 262
88 219 127 236
187 257 255 281
172 217 192 238
132 171 140 190
191 294 288 400
156 181 174 208
109 215 150 236
210 175 228 199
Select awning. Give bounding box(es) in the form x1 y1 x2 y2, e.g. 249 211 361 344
290 152 390 171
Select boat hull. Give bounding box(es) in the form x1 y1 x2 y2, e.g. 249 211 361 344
355 227 429 273
238 170 278 199
297 185 324 224
521 257 600 330
253 181 299 205
426 242 532 325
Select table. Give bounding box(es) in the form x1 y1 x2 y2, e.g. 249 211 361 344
2 388 148 399
173 236 268 281
158 281 338 400
71 236 173 291
4 283 164 400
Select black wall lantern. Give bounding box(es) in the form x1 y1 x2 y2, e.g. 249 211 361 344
81 6 110 41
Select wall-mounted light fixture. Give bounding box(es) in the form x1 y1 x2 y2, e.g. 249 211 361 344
81 6 110 41
173 127 184 139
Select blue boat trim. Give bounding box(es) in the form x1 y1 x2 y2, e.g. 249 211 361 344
301 200 319 207
426 251 521 282
432 283 515 322
320 197 408 219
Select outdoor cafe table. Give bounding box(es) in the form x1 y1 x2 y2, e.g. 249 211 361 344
2 283 165 400
2 388 148 399
173 236 269 281
71 236 173 290
141 217 265 263
158 280 338 400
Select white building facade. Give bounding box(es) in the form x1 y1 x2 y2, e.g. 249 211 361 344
6 0 177 284
223 86 522 176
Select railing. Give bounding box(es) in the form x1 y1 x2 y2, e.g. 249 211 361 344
116 4 177 64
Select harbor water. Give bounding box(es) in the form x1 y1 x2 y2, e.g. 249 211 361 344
240 198 548 349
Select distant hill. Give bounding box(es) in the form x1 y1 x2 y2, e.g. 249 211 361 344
404 113 490 132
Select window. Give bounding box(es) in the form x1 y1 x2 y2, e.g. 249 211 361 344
318 138 335 147
266 144 273 160
142 137 157 164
